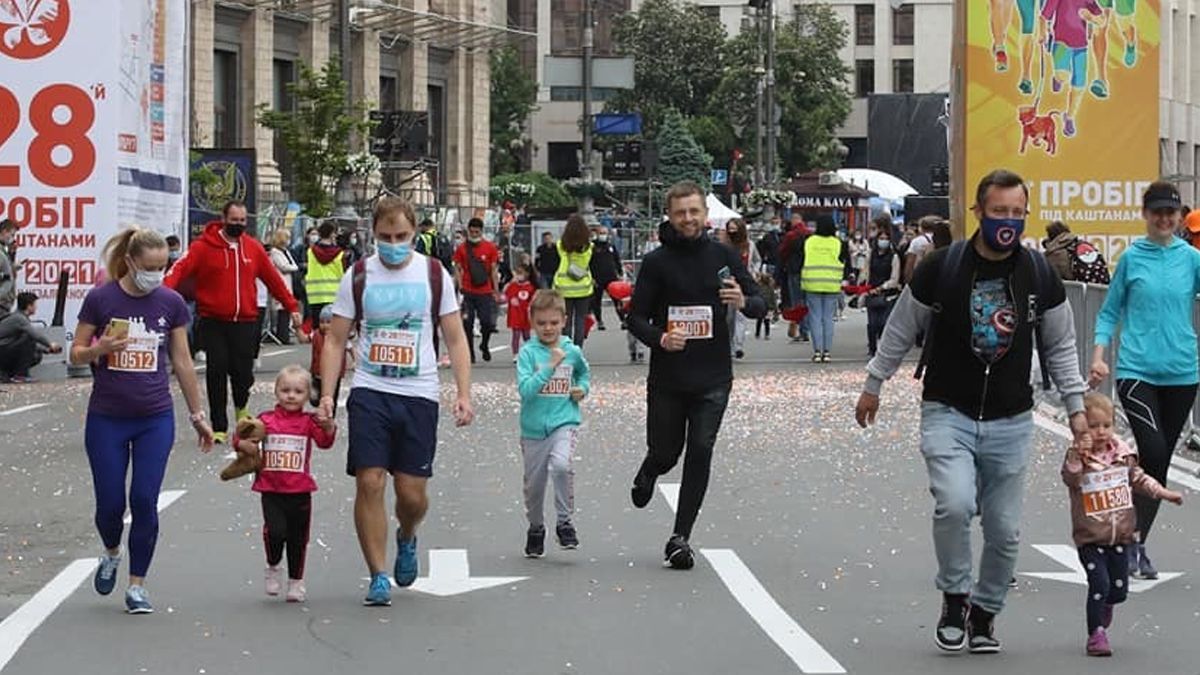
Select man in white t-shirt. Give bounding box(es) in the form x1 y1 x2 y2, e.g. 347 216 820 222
903 216 938 285
317 197 475 607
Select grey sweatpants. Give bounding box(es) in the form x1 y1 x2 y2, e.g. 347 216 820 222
521 425 577 529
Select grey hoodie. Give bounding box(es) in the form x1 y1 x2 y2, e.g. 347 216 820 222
0 248 14 315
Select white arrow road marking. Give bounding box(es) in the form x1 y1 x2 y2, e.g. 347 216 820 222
0 489 188 672
1033 411 1200 491
658 484 845 674
408 549 528 597
1022 544 1183 592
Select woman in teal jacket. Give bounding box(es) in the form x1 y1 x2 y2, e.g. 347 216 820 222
1090 181 1200 580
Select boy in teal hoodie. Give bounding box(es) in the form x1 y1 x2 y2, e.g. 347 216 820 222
517 289 591 557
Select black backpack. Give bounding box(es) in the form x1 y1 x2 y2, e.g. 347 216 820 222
914 241 1057 391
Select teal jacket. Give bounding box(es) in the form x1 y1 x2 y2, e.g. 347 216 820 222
516 336 591 439
1095 237 1200 386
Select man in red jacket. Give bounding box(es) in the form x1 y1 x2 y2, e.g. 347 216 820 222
166 201 303 443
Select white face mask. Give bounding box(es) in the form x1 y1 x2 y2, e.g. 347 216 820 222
308 234 319 244
129 261 164 292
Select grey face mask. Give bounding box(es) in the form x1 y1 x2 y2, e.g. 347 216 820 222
132 266 164 292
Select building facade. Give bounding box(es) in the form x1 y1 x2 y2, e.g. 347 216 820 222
190 0 506 211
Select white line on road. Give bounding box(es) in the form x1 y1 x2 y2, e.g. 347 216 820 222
0 403 49 417
702 550 846 674
657 483 845 673
1033 411 1200 491
260 348 294 358
0 489 188 672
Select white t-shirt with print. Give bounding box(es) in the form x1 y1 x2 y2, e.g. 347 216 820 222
907 233 933 261
330 253 459 402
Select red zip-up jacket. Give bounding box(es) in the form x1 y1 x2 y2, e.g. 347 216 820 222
242 406 337 494
165 221 299 322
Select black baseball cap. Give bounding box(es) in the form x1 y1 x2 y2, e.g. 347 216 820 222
1144 182 1182 211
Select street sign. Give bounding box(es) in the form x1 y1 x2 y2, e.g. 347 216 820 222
711 169 729 186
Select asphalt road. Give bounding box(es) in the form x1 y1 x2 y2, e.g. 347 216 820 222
2 308 1199 674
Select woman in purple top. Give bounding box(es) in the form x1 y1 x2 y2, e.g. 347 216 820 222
69 227 214 614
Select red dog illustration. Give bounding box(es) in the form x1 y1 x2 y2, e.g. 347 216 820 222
1017 106 1060 156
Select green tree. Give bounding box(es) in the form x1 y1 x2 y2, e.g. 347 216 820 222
256 61 372 217
490 171 573 209
490 46 539 176
711 5 852 179
606 0 727 135
687 115 738 169
655 110 712 191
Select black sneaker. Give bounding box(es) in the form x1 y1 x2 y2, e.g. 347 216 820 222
556 522 579 549
664 534 695 570
735 350 745 359
481 343 492 362
935 593 969 652
524 526 545 558
967 605 1001 654
1007 576 1018 589
631 467 656 508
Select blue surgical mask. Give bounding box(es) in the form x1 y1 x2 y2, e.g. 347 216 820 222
876 239 891 251
377 240 411 265
979 217 1025 251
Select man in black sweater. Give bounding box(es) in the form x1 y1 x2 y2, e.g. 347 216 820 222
627 181 766 570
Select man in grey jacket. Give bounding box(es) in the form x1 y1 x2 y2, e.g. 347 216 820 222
0 292 61 382
0 219 17 315
854 169 1091 655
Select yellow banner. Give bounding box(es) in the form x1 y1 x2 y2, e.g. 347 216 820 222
965 0 1160 264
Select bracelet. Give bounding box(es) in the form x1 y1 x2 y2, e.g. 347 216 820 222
189 410 207 424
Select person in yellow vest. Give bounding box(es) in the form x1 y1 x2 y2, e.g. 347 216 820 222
305 221 345 325
800 214 850 363
553 215 595 346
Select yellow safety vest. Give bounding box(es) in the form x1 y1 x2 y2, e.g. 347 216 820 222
800 235 843 294
553 241 594 299
306 249 344 305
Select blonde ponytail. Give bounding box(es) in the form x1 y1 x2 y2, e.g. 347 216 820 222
103 226 168 280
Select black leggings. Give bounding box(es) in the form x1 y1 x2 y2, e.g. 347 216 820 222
199 319 259 433
564 296 590 347
1079 543 1129 634
1116 379 1198 543
262 492 312 580
641 384 731 539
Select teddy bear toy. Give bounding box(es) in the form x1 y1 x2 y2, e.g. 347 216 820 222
219 417 266 481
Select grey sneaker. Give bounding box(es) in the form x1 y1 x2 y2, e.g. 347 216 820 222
935 593 968 652
1135 544 1158 580
125 585 153 614
94 550 121 596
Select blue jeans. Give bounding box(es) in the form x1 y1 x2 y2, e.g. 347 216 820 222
807 292 840 353
919 402 1033 614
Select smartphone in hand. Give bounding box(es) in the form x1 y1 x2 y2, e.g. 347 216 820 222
105 318 130 340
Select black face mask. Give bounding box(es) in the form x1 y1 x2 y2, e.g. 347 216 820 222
224 223 246 238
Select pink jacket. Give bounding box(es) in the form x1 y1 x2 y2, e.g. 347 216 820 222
1061 437 1170 547
244 406 336 494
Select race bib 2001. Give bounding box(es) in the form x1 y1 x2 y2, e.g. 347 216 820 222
667 305 713 341
539 364 574 397
261 434 307 473
1081 467 1132 517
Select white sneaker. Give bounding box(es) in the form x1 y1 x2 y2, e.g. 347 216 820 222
194 351 206 363
265 566 282 596
286 578 306 603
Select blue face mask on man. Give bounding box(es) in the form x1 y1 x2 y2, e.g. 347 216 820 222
979 217 1025 251
377 240 412 266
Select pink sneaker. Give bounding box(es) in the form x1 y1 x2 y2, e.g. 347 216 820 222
1086 627 1112 657
286 579 307 603
264 566 282 596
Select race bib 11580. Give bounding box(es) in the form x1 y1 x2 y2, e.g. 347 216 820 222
1081 467 1132 517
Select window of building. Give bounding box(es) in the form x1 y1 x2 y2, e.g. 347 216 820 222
855 5 874 46
893 5 914 45
893 59 914 93
549 86 623 102
213 49 239 148
427 84 445 199
379 75 398 112
855 59 875 98
272 59 296 192
551 0 628 56
698 6 721 21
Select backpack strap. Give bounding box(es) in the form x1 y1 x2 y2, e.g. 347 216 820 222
428 255 444 350
1026 247 1055 391
351 258 367 334
914 240 968 381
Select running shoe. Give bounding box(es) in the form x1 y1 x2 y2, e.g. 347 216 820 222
1018 79 1033 95
1008 576 1018 589
525 526 546 558
631 467 657 508
481 345 492 362
9 375 35 383
212 431 227 444
394 531 419 587
94 550 121 596
811 354 821 363
1123 42 1136 67
935 593 968 652
264 566 282 596
235 407 251 422
1052 77 1063 94
664 534 695 570
556 522 579 550
364 572 392 606
286 579 307 603
1135 544 1157 580
1063 116 1076 138
821 352 831 363
735 350 744 360
1086 627 1112 656
125 585 153 614
967 605 1001 654
994 49 1009 72
1090 79 1109 99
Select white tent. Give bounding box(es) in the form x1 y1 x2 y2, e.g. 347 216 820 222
836 168 918 202
706 193 742 226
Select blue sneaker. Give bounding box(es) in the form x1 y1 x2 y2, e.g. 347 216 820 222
94 551 121 596
124 585 153 614
363 572 392 606
394 531 419 587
